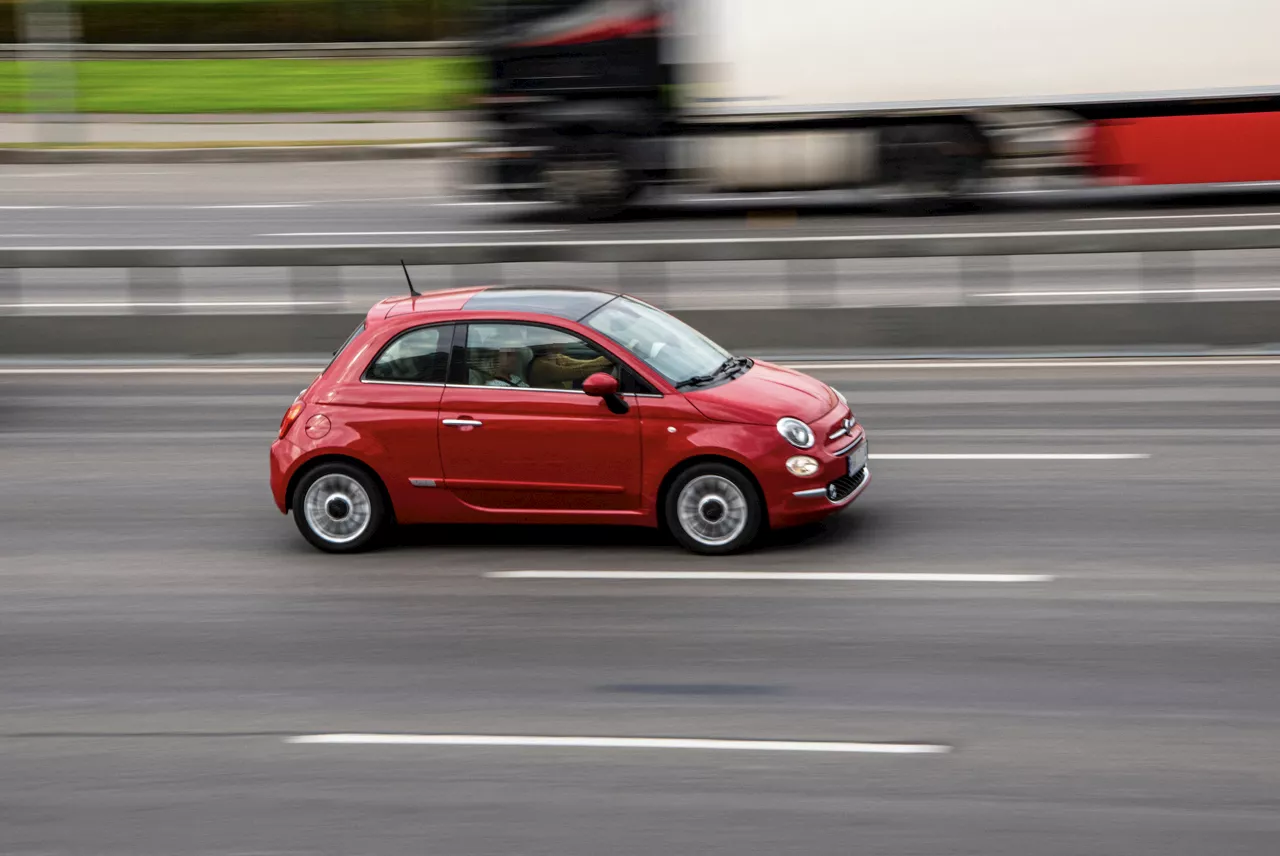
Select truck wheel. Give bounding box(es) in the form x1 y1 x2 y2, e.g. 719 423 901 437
876 123 987 215
544 135 637 221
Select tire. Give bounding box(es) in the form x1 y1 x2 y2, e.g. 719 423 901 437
876 122 988 216
291 462 388 554
544 134 637 221
664 463 764 555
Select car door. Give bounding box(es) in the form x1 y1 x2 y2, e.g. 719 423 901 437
438 322 643 512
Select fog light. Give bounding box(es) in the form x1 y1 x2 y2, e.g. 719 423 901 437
786 455 820 477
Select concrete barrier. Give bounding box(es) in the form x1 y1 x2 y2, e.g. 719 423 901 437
3 230 1280 357
4 302 1278 358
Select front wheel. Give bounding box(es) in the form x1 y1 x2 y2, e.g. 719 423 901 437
292 462 388 554
665 463 764 555
544 135 638 221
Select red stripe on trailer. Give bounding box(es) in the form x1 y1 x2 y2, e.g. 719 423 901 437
1087 113 1280 186
517 14 661 48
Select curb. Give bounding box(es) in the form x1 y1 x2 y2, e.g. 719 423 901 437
3 302 1279 358
0 141 469 164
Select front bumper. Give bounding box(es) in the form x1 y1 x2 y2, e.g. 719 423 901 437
766 428 871 527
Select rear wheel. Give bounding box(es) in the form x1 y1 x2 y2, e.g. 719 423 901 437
292 462 387 554
665 463 763 555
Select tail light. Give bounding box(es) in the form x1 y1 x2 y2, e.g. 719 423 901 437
278 399 306 440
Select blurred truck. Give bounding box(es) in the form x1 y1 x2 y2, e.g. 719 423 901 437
468 0 1280 216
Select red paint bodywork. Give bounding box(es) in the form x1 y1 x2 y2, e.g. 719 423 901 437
269 289 868 532
1088 112 1280 187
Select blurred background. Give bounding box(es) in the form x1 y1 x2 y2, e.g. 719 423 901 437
2 2 1280 855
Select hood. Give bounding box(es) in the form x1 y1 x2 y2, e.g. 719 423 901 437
684 360 837 426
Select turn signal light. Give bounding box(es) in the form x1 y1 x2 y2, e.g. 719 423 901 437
278 400 305 440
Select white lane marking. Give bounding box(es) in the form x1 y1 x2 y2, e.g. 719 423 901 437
8 221 1277 251
785 358 1280 370
487 571 1054 583
434 200 543 208
0 203 310 211
286 734 952 755
0 172 88 179
262 230 564 237
0 366 322 375
2 300 343 309
871 453 1149 461
1074 212 1280 222
0 358 1276 376
976 287 1280 298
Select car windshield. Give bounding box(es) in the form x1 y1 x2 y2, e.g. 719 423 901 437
586 297 734 387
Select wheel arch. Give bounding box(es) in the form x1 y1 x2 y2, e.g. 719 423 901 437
285 453 395 522
656 454 769 534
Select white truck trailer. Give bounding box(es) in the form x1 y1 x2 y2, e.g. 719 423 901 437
472 0 1280 214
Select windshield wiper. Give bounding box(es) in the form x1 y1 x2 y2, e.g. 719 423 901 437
675 357 749 390
675 372 719 390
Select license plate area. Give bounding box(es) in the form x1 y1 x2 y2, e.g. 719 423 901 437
848 442 868 476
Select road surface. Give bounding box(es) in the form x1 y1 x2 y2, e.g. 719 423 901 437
2 358 1278 855
3 161 1280 312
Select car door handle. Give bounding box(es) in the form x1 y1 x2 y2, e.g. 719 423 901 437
442 418 484 428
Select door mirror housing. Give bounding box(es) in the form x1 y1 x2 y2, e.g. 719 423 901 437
583 372 619 397
583 372 629 414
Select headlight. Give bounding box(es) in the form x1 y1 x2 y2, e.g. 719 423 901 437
786 455 820 477
833 387 848 408
776 417 815 449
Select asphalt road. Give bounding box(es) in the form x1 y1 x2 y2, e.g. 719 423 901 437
2 160 1280 249
2 358 1279 855
4 161 1280 312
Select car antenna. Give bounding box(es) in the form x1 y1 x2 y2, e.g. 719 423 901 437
400 259 420 297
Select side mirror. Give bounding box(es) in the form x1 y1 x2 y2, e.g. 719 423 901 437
583 372 619 397
583 372 629 414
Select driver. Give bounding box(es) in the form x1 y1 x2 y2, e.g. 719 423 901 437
528 343 614 390
477 347 530 388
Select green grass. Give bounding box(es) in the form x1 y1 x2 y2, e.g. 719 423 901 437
1 57 480 113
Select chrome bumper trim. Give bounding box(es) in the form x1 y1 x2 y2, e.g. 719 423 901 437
834 435 865 457
830 467 871 506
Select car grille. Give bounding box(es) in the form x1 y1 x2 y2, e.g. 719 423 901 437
827 466 867 502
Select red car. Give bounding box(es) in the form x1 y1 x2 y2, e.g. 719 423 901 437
270 287 869 554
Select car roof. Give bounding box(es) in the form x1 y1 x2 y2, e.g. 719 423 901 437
370 286 620 325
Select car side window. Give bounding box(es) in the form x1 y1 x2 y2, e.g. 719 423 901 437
365 325 451 384
463 323 618 391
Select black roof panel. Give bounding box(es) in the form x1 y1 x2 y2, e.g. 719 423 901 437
462 288 616 321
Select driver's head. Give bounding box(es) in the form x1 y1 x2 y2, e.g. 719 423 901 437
496 347 523 376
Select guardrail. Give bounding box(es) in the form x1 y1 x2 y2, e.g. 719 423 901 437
0 41 474 60
3 226 1280 355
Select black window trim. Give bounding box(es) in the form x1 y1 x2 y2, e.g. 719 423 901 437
361 322 460 387
453 319 662 396
324 321 367 375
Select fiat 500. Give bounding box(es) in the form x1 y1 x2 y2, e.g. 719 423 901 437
271 287 868 554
